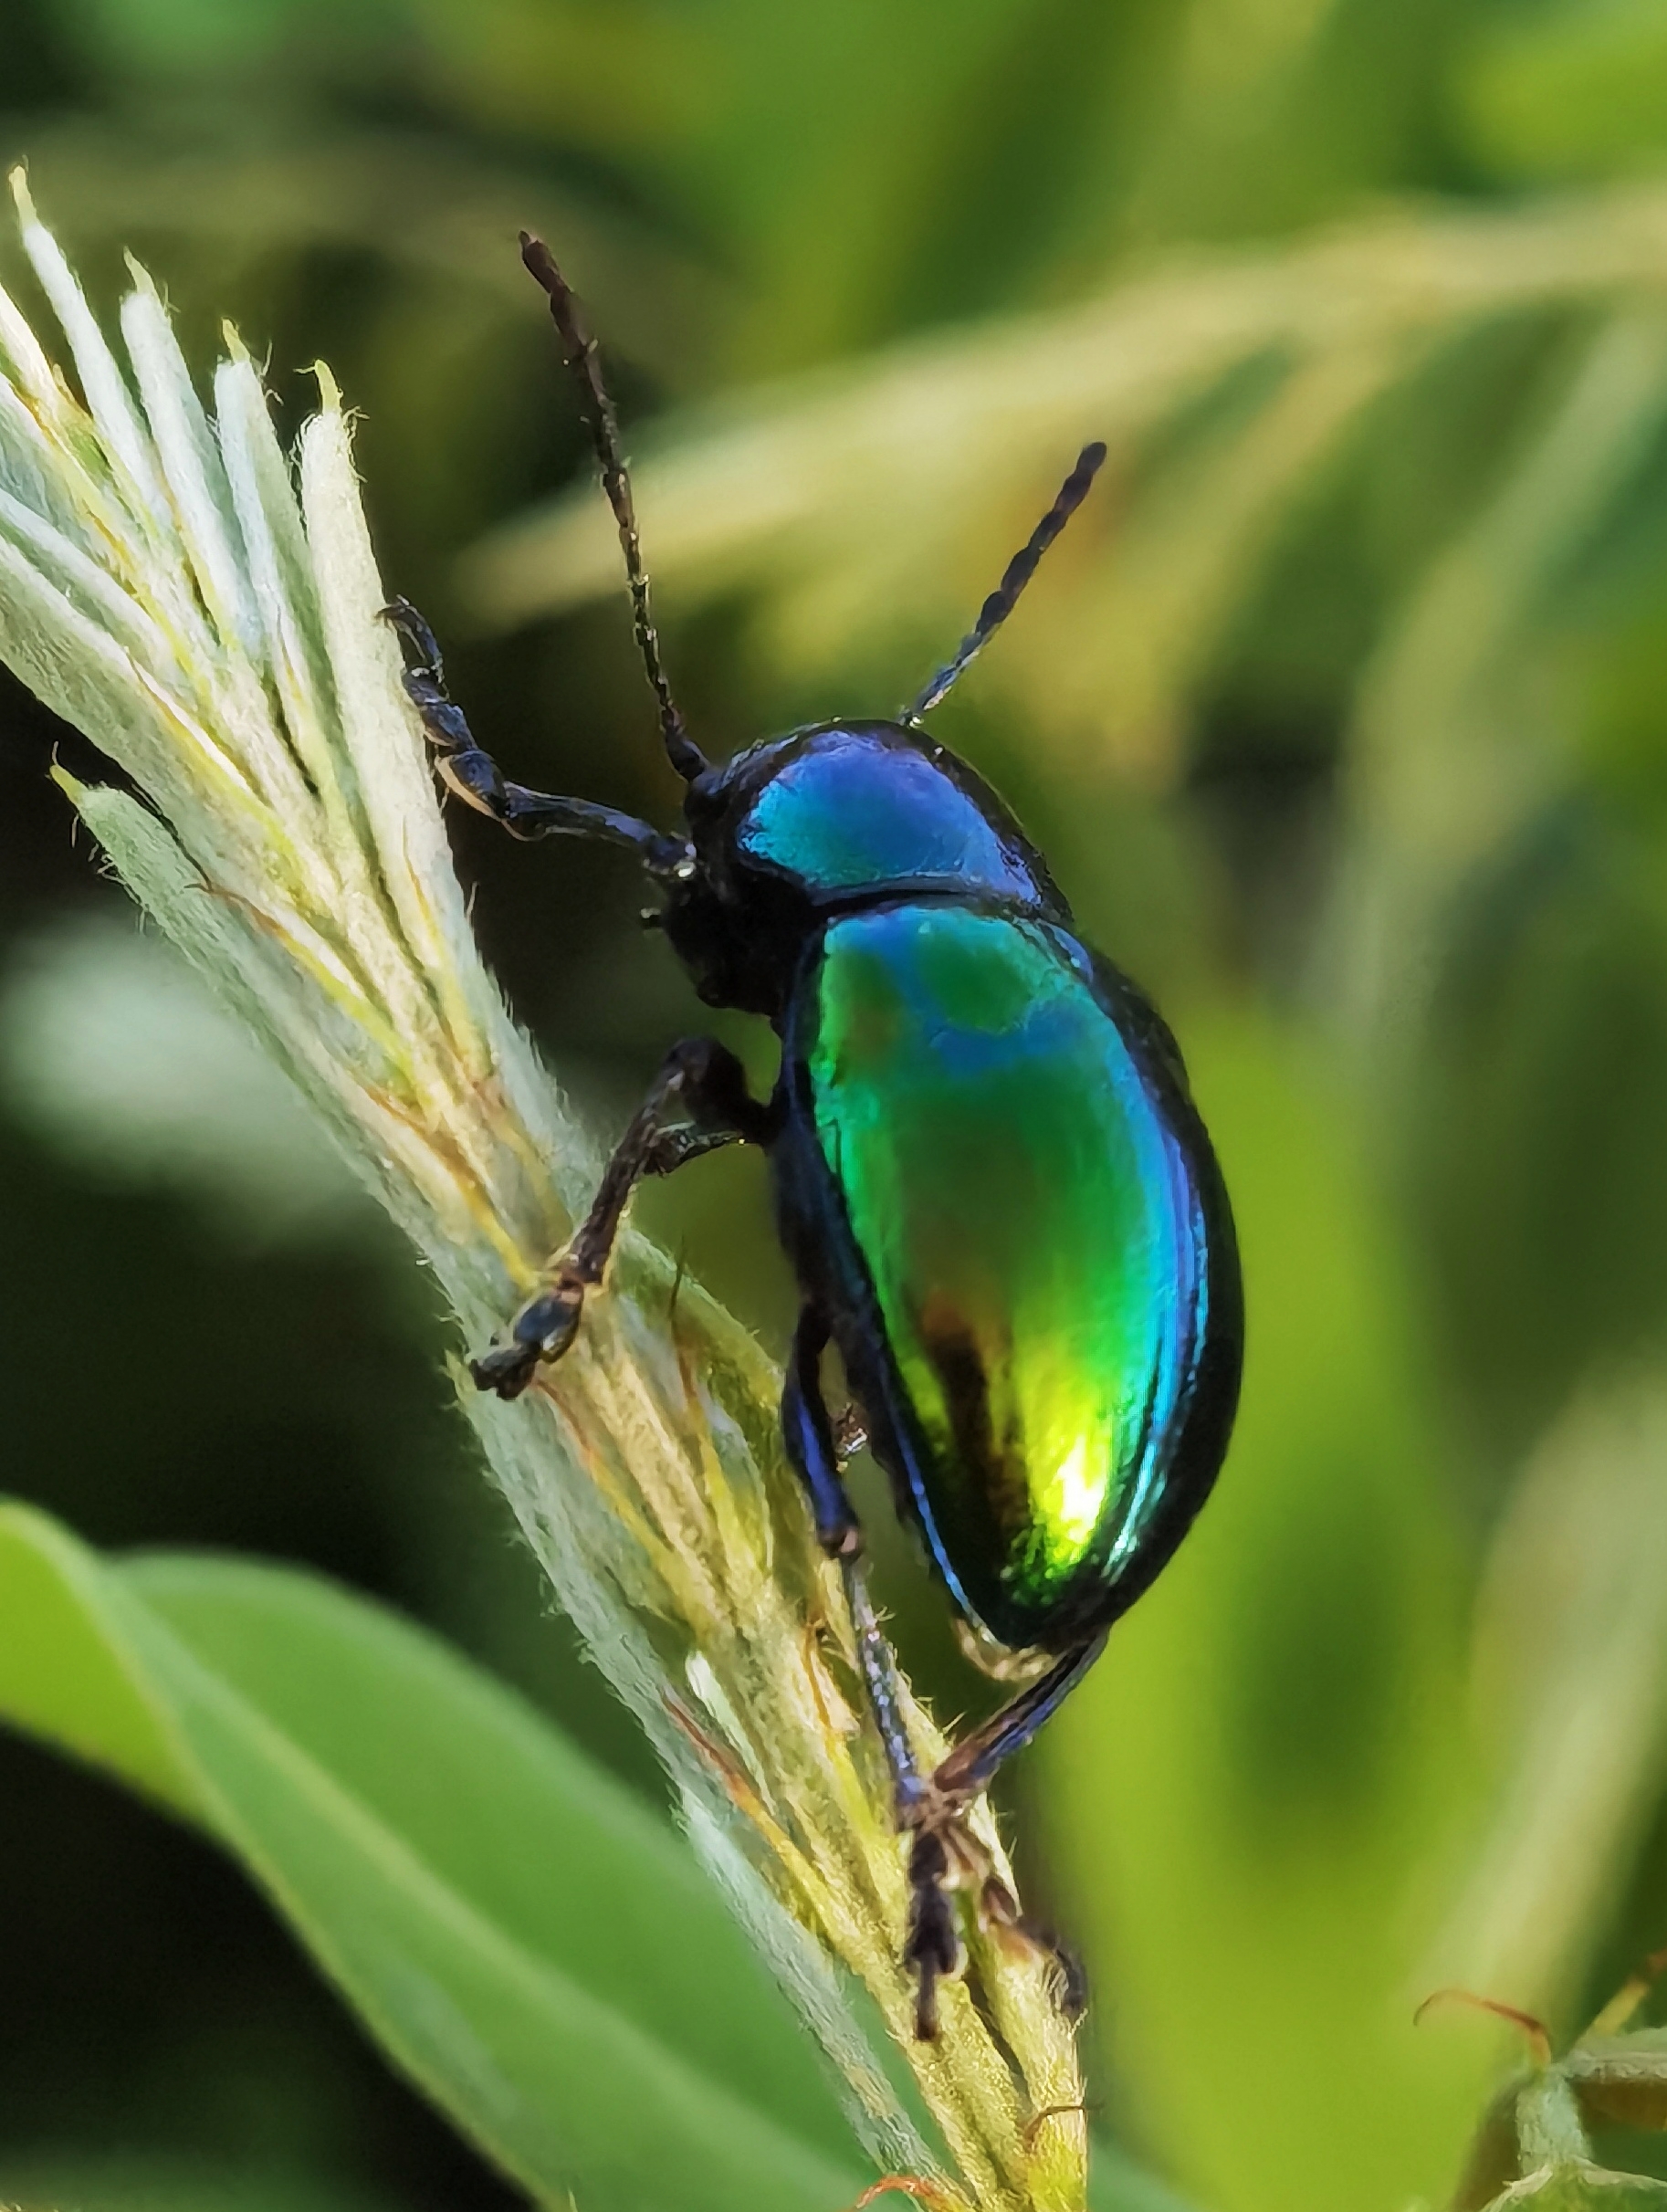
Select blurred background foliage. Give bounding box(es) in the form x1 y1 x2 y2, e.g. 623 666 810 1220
8 0 1667 2207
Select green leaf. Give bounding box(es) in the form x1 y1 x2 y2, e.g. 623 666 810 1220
1087 2138 1203 2212
0 2153 393 2212
0 1503 196 1819
1457 0 1667 183
0 1501 861 2212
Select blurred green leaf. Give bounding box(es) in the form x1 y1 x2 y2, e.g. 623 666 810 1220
1458 0 1667 182
59 0 338 76
0 1501 860 2212
0 2153 394 2212
1087 2138 1204 2212
0 1497 196 1819
0 912 365 1237
1423 1382 1667 2014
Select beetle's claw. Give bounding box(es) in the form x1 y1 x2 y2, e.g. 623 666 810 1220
470 1343 540 1400
896 1796 1085 2037
904 1823 963 2041
1052 1934 1089 2021
975 1871 1089 2020
472 1275 585 1399
380 594 441 676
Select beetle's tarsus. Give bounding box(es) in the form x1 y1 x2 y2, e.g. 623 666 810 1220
381 593 443 677
1053 1935 1089 2021
473 1037 764 1401
470 1343 540 1400
383 593 683 864
472 1274 585 1398
976 1871 1088 2019
895 1781 1088 2038
905 1824 962 2040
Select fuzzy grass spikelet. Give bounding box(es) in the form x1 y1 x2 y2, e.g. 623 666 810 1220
0 172 1089 2212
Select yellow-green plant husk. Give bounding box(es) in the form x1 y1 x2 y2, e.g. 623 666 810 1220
0 172 1088 2212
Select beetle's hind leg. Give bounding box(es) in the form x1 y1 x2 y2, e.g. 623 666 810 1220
781 1346 1091 2036
917 1637 1107 2025
474 1036 771 1399
862 1577 1103 2036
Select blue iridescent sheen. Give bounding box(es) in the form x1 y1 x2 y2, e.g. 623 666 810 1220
730 724 1050 906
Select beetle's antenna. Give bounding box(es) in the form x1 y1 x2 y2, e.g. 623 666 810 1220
519 231 708 782
907 441 1106 722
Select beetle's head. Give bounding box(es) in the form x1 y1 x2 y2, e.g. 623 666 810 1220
655 719 1063 1016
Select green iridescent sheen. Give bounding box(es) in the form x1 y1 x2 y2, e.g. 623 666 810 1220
802 903 1206 1650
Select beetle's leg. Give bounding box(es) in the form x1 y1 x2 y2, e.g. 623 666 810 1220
930 1632 1107 1802
780 1323 970 2028
788 1359 1087 2037
917 1634 1108 2024
838 1562 968 2039
782 1305 863 1558
383 598 689 873
473 1037 770 1399
780 1317 965 2021
789 1402 1079 2039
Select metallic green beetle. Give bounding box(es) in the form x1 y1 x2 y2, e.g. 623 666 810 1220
389 234 1244 2039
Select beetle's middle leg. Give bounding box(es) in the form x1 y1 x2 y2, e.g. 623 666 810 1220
474 1036 771 1400
779 1329 958 2032
781 1333 1072 2036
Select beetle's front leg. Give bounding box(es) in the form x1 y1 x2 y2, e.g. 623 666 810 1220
383 597 687 869
474 1037 771 1400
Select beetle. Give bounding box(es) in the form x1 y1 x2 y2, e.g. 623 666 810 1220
386 233 1243 2040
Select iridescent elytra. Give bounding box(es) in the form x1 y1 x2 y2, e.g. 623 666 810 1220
386 233 1243 2040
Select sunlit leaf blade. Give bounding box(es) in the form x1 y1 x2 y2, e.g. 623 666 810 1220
0 1501 861 2212
462 181 1667 785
